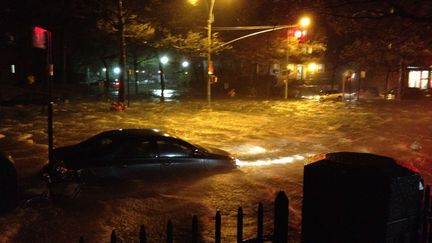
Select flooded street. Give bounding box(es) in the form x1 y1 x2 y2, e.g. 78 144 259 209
0 99 431 242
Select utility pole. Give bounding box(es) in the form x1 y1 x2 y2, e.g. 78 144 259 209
285 29 289 99
33 26 54 171
117 0 126 104
46 31 54 171
207 0 215 105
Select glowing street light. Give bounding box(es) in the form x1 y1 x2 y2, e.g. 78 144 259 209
113 67 121 74
160 56 169 65
182 61 190 68
299 16 311 28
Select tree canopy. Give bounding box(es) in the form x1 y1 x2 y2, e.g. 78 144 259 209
6 0 430 95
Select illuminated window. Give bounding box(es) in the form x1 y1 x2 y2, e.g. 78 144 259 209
409 70 430 89
430 71 432 88
409 71 421 88
287 64 295 72
316 64 324 73
296 65 304 80
421 71 429 89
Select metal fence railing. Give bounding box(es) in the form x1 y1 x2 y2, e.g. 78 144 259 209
79 191 289 243
78 185 432 243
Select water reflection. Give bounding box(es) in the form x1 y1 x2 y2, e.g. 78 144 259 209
152 89 176 98
109 88 180 101
236 154 305 167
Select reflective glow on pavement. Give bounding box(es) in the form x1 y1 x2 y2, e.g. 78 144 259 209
247 146 267 154
152 89 175 98
236 154 305 167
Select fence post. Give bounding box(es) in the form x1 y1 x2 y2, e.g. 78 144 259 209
257 202 264 243
192 215 198 243
274 191 289 243
139 224 147 243
110 230 117 243
167 220 173 243
215 210 221 243
79 236 84 243
237 207 243 243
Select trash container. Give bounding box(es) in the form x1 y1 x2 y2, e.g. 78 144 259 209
301 152 423 243
0 152 18 214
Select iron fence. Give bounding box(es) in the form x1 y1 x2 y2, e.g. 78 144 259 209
78 186 432 243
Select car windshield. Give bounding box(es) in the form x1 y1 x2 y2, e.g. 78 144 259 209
192 144 208 153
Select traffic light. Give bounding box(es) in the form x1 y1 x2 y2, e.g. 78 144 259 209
293 29 307 43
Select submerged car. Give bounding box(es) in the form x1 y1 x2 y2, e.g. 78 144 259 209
46 129 237 181
381 87 424 100
319 90 342 101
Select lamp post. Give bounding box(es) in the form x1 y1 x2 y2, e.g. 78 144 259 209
159 55 169 101
207 0 215 105
189 0 215 104
285 35 289 99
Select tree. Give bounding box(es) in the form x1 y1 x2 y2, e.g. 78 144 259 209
310 0 432 89
92 0 155 104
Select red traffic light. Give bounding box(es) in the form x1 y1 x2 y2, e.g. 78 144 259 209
293 29 307 42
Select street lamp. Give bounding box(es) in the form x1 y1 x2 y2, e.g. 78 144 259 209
159 55 169 101
160 55 169 65
188 0 215 104
299 17 311 28
182 61 190 68
207 0 216 105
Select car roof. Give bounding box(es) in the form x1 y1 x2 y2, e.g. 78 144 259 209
99 129 174 139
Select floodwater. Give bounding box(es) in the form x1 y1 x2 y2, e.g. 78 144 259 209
0 98 431 242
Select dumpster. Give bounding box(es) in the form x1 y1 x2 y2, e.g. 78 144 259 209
302 152 423 243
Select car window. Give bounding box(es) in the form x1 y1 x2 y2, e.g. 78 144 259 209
157 140 193 158
80 134 114 150
117 140 156 158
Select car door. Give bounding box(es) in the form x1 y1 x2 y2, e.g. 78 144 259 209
112 139 161 180
77 135 123 178
156 138 205 176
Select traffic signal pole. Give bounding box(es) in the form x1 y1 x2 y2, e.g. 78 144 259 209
285 29 290 99
207 0 215 105
46 31 54 171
